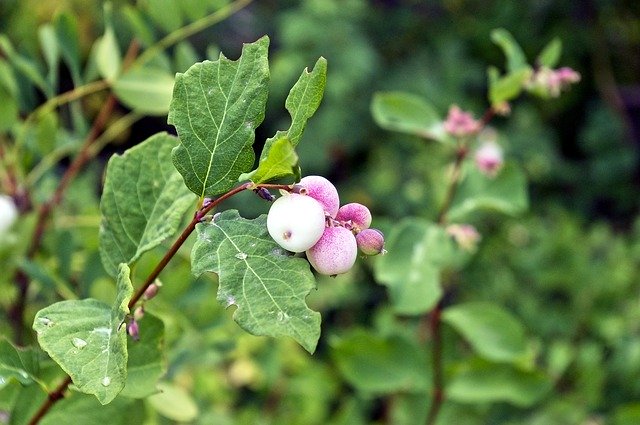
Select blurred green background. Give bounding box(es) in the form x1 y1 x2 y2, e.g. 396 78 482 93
1 0 640 424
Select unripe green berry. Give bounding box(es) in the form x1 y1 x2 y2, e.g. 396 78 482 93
267 193 326 253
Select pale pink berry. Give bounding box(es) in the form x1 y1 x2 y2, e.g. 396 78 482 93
475 141 503 177
306 227 357 276
267 193 326 253
298 175 340 217
356 228 386 256
335 203 372 230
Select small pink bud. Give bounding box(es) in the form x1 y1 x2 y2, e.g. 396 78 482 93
127 320 140 341
527 66 580 97
475 141 503 177
446 224 481 251
356 228 386 256
133 306 145 321
444 105 482 137
143 282 161 300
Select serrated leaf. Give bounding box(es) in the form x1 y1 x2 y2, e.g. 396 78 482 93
113 67 175 115
537 37 562 68
120 313 165 398
371 92 445 142
488 67 532 106
448 162 528 221
448 359 552 407
169 36 270 197
239 136 299 183
0 338 40 387
191 210 321 353
99 132 194 277
442 302 528 363
32 264 134 404
259 57 327 162
331 330 429 393
491 28 528 72
373 219 455 315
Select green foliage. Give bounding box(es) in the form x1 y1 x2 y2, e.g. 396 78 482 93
99 133 194 277
169 36 270 198
371 92 445 142
191 210 321 353
32 264 133 404
0 1 636 424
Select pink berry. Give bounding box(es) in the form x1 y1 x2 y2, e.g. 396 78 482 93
335 203 372 230
356 228 385 256
299 175 340 217
306 227 357 276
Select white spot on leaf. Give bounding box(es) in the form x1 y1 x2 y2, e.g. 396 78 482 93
101 377 111 387
235 252 248 260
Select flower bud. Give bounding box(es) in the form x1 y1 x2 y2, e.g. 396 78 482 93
127 320 140 341
133 306 145 321
356 228 386 256
446 224 481 252
444 105 482 138
253 187 275 202
475 141 503 177
143 282 161 300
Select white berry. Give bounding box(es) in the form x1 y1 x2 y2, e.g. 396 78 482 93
267 193 326 253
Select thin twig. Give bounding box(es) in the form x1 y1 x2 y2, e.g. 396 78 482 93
425 105 495 425
27 376 72 425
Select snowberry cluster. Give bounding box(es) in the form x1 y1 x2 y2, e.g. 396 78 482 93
266 176 385 275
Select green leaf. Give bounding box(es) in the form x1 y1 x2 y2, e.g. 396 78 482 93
0 338 40 387
96 4 121 81
448 162 529 221
491 28 528 72
32 264 134 404
174 41 199 73
169 36 270 197
239 136 299 184
148 381 199 422
442 302 528 363
122 6 156 48
40 393 143 425
113 67 175 115
54 12 82 83
38 25 60 90
331 330 429 393
371 92 445 141
99 132 194 277
0 86 18 132
146 0 184 33
373 219 455 315
259 57 327 161
448 359 552 407
120 313 165 398
488 67 532 106
191 210 321 353
537 37 562 68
